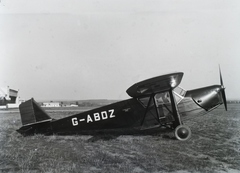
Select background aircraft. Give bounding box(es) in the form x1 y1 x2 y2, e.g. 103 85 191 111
17 69 227 141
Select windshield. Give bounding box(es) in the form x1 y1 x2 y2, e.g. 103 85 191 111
173 86 186 103
173 86 186 96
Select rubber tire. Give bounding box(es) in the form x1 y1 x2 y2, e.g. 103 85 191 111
174 125 192 141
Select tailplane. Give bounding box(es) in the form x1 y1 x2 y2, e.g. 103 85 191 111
19 98 52 126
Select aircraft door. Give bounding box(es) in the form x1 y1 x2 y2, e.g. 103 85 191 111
138 91 175 129
154 92 174 122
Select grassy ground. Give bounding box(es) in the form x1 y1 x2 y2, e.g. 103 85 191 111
0 104 240 173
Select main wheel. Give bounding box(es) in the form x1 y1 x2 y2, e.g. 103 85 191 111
174 125 191 141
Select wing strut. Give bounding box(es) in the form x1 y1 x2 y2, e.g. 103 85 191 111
140 94 160 127
140 90 182 129
168 89 182 128
153 97 161 124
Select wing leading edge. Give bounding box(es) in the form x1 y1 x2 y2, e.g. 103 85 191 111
126 72 184 98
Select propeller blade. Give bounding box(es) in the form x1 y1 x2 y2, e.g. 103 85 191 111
219 65 227 111
221 88 227 111
219 65 224 86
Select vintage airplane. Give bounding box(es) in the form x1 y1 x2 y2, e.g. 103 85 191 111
17 69 227 141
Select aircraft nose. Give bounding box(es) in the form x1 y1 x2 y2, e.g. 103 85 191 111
190 85 223 111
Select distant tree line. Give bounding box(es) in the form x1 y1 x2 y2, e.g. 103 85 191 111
227 100 240 104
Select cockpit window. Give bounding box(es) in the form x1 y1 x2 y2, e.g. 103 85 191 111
138 86 186 107
138 96 151 107
154 92 170 106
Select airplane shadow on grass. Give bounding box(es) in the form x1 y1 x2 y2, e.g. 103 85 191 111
86 128 176 142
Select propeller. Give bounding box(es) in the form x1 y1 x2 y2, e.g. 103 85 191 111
219 66 227 111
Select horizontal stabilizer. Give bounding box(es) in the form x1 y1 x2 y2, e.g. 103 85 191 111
19 98 52 126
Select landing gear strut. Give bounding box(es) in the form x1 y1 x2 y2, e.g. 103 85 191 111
174 125 191 141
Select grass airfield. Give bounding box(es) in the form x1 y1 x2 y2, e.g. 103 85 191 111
0 104 240 173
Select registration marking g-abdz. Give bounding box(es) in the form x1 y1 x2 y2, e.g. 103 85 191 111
72 109 115 126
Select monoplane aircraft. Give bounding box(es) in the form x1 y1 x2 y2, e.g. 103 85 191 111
17 69 227 141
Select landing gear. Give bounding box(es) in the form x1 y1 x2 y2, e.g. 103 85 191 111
174 125 191 141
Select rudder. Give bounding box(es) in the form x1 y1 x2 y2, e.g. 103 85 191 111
19 98 52 126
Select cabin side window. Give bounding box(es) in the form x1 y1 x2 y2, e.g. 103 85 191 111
138 96 151 107
154 92 170 106
138 91 172 107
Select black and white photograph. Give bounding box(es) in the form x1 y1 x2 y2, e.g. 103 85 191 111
0 0 240 172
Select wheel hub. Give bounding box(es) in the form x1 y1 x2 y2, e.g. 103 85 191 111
175 125 191 141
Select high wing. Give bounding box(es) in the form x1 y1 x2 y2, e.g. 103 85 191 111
126 72 184 98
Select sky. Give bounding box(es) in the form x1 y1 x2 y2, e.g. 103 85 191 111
0 0 240 101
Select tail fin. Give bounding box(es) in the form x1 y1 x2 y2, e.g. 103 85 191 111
19 98 52 126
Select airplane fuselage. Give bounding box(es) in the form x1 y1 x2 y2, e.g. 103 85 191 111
17 84 224 136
